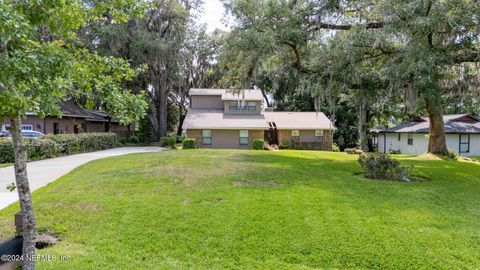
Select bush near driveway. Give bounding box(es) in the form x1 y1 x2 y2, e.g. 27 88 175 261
182 138 196 149
0 133 118 163
160 136 176 147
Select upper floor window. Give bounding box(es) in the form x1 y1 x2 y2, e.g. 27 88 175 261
460 134 470 153
202 130 212 145
228 102 257 111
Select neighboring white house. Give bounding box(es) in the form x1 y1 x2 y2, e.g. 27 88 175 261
378 114 480 156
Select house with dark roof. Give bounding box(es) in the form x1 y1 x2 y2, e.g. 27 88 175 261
183 89 335 149
378 114 480 156
1 101 131 137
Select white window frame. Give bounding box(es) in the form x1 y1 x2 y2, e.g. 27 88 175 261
22 125 33 131
239 130 249 145
291 130 300 141
202 130 212 145
1 124 32 131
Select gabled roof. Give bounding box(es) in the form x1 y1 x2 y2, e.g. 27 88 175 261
183 110 335 130
264 112 335 130
183 109 270 130
381 114 480 134
25 101 115 123
189 88 264 101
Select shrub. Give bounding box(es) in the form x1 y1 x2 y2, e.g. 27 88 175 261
128 135 140 144
44 133 117 154
76 133 118 152
25 138 61 160
252 139 265 150
279 141 290 149
0 133 118 164
358 153 412 181
160 136 176 147
332 143 340 152
0 140 14 163
182 138 196 149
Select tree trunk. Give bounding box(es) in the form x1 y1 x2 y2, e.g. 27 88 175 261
358 94 369 152
157 83 168 139
10 116 37 270
426 100 448 155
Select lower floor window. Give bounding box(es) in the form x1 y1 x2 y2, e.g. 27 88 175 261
460 134 470 153
292 130 300 141
239 130 249 145
407 133 413 145
1 124 32 131
315 129 324 142
202 130 212 145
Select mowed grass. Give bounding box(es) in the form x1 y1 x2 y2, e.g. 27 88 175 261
0 163 12 168
0 150 479 269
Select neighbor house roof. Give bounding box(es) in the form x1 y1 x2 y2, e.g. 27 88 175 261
264 112 335 130
25 101 115 123
189 88 264 101
381 114 480 134
183 109 270 130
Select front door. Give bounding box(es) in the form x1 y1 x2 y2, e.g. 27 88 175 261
74 124 79 134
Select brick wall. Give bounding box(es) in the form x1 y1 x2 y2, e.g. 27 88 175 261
279 129 333 151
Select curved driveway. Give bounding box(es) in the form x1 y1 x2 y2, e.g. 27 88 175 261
0 147 163 210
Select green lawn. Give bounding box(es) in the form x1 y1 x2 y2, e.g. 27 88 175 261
472 156 480 161
1 150 479 269
0 163 12 168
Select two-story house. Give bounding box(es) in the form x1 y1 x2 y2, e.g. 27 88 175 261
183 88 335 150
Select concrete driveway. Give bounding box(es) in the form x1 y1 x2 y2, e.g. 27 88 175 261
0 147 163 210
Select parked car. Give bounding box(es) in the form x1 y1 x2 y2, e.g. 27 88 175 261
2 130 45 138
0 131 8 138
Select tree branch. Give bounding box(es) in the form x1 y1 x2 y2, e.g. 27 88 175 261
310 21 384 31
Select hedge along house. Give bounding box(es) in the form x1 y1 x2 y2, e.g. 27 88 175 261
1 100 131 137
377 114 480 156
183 89 335 149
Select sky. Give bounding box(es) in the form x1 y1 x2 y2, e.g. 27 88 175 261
199 0 229 32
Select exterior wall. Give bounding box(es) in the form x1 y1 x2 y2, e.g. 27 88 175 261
279 129 333 150
190 95 223 109
223 101 262 115
469 134 480 156
2 116 87 134
378 133 480 156
2 116 130 137
187 129 264 149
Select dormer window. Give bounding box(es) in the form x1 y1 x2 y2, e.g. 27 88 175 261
228 102 256 111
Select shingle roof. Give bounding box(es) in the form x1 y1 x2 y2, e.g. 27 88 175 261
189 88 264 101
381 114 480 134
264 112 335 130
183 110 335 130
183 109 270 130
